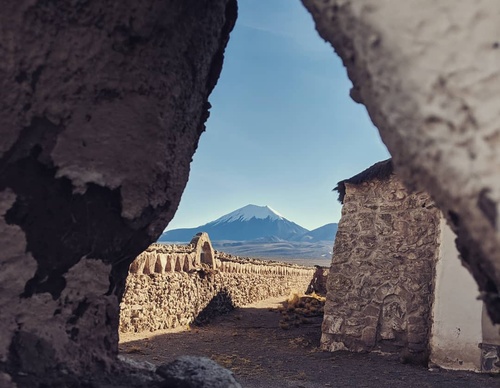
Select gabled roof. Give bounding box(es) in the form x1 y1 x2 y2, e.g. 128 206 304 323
334 159 393 204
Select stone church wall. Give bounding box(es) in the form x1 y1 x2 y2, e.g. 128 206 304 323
322 175 441 360
120 239 316 333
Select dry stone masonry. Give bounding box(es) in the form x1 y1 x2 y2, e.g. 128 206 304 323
324 160 500 372
322 160 441 362
120 233 317 333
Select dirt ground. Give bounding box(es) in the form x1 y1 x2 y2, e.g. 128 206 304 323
119 297 499 387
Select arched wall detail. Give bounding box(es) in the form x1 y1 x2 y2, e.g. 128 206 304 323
190 232 217 269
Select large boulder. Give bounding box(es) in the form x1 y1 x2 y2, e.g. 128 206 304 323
0 0 236 385
302 0 500 322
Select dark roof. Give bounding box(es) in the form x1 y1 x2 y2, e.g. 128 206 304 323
334 159 393 204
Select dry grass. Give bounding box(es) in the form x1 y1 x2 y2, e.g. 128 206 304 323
278 292 325 330
288 337 311 348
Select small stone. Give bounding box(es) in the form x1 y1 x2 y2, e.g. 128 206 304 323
157 356 241 388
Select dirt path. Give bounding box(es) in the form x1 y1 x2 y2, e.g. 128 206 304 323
119 297 499 387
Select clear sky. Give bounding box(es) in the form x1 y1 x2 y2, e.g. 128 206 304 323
166 0 390 232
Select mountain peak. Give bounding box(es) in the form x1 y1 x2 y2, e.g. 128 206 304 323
213 204 284 224
159 204 310 243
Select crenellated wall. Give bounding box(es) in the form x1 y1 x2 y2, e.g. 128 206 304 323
119 233 317 333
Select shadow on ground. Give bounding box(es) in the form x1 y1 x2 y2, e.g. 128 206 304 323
119 297 499 388
193 288 236 326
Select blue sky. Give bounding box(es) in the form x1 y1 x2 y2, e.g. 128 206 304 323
166 0 389 231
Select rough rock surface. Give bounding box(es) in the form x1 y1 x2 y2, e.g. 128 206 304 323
0 0 236 385
302 0 500 322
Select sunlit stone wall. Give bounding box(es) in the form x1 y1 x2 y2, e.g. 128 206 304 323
120 241 317 333
322 174 440 362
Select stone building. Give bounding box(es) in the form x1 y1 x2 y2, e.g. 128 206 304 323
323 159 500 372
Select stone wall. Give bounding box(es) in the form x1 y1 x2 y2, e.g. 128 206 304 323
120 236 316 333
322 174 441 361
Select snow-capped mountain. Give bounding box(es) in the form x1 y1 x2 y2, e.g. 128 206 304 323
159 204 308 242
158 204 338 261
211 204 284 224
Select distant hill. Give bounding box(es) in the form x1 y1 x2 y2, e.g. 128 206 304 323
213 239 333 261
291 223 338 242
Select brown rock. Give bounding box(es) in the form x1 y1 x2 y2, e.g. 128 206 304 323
0 0 236 383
